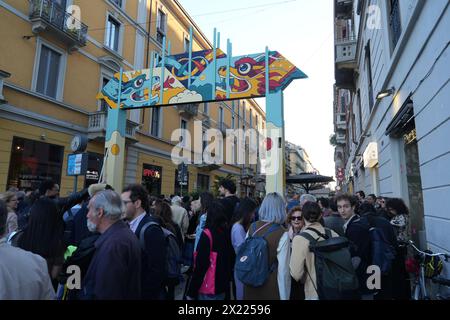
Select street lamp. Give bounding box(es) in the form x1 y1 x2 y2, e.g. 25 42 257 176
376 86 395 100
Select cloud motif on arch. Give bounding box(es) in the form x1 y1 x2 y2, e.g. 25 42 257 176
169 90 202 104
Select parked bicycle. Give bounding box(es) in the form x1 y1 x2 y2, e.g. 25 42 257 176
406 240 450 300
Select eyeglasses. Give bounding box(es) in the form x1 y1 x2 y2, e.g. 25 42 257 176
291 216 302 221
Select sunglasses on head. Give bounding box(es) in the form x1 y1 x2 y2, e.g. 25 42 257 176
291 216 302 221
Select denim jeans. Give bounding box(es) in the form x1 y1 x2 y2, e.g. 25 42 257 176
198 292 226 300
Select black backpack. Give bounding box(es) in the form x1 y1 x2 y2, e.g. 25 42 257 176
139 222 182 285
299 227 360 300
58 234 100 300
363 216 396 275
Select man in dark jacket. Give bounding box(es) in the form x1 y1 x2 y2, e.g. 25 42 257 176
122 184 167 300
81 190 141 300
38 180 88 217
218 179 240 223
338 194 397 300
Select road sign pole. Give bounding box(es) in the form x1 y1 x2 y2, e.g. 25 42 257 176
73 175 78 193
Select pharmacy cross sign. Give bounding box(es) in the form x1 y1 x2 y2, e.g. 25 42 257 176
97 28 307 194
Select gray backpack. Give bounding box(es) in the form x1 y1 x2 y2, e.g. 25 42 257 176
299 227 360 300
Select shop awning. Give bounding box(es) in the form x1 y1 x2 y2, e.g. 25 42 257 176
286 173 334 194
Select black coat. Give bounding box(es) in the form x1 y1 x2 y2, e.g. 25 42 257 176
220 195 240 223
135 214 167 300
81 220 141 300
346 213 397 294
187 227 232 298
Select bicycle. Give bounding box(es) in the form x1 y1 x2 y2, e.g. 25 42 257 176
407 240 450 300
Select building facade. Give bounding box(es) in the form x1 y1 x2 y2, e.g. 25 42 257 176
285 141 317 194
0 0 266 197
333 0 450 260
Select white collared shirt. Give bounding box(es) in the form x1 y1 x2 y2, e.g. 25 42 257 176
128 212 146 233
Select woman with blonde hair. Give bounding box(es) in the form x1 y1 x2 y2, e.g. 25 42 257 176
0 191 18 235
243 192 291 300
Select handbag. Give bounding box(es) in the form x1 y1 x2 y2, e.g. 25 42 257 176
193 228 217 295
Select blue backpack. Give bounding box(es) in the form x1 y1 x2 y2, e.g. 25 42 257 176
235 222 281 287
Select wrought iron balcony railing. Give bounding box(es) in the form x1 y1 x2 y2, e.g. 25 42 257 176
29 0 88 48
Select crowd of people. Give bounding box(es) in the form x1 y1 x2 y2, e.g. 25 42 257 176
0 180 413 300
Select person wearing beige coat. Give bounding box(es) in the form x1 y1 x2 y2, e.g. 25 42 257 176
289 201 339 300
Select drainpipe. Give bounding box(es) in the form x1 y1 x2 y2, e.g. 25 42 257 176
145 0 153 68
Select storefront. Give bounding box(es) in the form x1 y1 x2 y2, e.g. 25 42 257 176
142 164 162 196
7 136 64 190
84 152 104 188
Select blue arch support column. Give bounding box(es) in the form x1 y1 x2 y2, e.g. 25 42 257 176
265 90 285 196
103 69 127 192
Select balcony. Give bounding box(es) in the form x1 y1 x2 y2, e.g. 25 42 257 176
242 167 255 178
176 103 198 119
335 0 353 19
29 0 88 50
336 132 346 145
0 70 11 104
218 121 230 136
88 112 138 143
194 163 220 171
335 35 357 66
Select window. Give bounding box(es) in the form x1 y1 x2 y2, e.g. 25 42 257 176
250 109 253 128
243 102 246 123
184 36 190 53
110 0 123 8
7 137 64 190
100 77 111 112
340 95 346 113
197 174 210 192
231 115 235 129
202 130 207 153
106 15 121 52
365 41 374 111
388 0 402 50
156 9 167 44
180 119 187 146
203 102 209 115
256 115 259 131
219 107 224 124
151 107 161 137
36 45 63 99
142 164 162 196
357 90 363 137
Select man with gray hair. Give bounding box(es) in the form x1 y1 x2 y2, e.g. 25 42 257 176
299 194 317 208
171 195 189 241
81 190 141 300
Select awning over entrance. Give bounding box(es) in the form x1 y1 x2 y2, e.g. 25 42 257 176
385 99 414 137
286 173 334 194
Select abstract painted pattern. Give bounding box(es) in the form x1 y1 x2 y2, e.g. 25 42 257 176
97 50 307 109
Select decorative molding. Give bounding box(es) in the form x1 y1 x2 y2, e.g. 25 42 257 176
0 0 29 22
0 103 87 135
4 82 88 115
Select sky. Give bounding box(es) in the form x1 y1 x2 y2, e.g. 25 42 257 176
177 0 336 181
